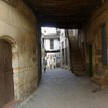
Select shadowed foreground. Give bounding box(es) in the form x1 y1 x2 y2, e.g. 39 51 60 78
14 68 108 108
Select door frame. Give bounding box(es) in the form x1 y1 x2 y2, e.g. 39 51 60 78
89 45 93 77
0 36 18 100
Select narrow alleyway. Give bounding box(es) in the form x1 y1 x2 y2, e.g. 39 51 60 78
15 69 108 108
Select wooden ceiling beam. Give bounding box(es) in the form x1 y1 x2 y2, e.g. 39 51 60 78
23 0 101 28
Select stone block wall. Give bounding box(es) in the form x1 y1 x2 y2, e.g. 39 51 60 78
84 1 108 86
0 0 38 100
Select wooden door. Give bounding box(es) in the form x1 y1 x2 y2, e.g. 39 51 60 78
0 40 14 108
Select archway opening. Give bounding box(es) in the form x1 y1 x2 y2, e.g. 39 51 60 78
0 39 14 108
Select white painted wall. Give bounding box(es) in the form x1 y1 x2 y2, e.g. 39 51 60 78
44 39 50 50
44 39 60 51
54 39 60 50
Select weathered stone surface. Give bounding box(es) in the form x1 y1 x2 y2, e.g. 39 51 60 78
83 2 108 86
0 0 38 101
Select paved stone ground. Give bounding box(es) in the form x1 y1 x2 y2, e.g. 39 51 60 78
14 68 108 108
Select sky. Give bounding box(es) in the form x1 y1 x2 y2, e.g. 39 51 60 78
41 27 56 35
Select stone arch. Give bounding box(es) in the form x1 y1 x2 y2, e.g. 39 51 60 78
0 35 19 101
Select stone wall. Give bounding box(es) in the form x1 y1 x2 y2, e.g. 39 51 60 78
0 0 38 100
84 1 108 86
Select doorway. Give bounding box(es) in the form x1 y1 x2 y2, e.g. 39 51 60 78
89 45 93 77
0 40 14 107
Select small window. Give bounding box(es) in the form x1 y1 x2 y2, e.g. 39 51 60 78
50 39 54 49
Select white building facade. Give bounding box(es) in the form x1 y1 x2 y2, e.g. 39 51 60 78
42 33 61 69
41 28 71 71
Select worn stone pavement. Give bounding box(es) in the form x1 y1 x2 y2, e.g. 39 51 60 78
14 68 108 108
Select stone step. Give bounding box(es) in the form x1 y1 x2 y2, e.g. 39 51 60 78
71 48 86 76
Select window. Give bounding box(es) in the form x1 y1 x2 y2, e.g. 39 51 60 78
101 24 107 64
50 39 54 49
65 39 68 65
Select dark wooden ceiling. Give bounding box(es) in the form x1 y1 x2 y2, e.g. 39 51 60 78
24 0 101 28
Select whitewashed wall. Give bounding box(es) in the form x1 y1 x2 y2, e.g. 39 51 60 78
44 39 60 51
